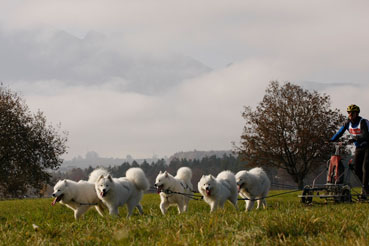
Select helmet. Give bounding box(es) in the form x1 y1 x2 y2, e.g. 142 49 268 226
347 104 360 113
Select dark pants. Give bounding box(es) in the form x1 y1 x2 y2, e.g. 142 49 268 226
354 147 369 192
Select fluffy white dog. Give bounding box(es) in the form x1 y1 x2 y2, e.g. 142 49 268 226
95 167 149 217
51 168 109 220
198 170 238 212
154 167 193 215
235 167 271 211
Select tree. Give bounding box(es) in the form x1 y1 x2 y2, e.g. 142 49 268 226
235 81 345 189
0 84 68 198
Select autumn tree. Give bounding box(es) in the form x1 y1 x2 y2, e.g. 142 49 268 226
235 81 345 189
0 84 68 198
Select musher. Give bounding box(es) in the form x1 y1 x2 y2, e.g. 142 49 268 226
330 104 369 199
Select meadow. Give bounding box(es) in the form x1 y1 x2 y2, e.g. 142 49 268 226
1 190 369 246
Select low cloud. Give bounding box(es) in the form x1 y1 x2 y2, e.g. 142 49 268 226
7 56 369 160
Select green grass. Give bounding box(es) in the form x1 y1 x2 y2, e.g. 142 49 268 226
1 190 369 246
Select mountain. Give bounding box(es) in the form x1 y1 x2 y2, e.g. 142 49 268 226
60 151 167 171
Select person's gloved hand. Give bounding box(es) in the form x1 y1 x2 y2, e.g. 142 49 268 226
348 138 356 144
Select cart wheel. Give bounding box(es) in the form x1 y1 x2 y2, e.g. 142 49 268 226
301 187 313 204
341 189 352 203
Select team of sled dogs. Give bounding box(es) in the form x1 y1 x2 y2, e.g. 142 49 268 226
52 167 271 220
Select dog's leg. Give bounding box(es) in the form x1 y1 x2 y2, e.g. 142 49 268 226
136 204 144 215
230 197 239 210
160 200 169 215
126 203 135 218
74 206 89 220
261 198 267 209
256 199 261 209
95 204 105 217
108 206 119 216
177 200 185 214
210 201 217 212
246 199 254 211
177 197 186 214
183 198 189 212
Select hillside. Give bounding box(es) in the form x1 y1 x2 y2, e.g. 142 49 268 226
60 150 234 171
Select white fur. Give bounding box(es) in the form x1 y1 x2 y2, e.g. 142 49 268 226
51 168 109 220
235 167 271 211
154 167 193 215
198 170 238 212
95 167 149 217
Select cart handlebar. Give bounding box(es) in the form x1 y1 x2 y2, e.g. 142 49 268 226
328 140 352 155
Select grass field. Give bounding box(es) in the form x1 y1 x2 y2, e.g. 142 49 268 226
1 190 369 246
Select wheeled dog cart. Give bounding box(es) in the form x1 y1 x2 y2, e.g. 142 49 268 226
299 143 356 204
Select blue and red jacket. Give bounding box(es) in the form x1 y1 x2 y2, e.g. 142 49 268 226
330 116 369 148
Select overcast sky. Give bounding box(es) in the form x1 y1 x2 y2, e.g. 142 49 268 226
1 0 369 160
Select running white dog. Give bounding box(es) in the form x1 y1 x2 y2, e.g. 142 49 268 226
95 167 149 217
235 167 271 211
154 167 193 215
198 170 238 212
51 168 109 220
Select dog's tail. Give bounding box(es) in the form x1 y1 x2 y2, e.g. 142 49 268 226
88 168 110 183
175 167 193 189
249 167 266 176
126 167 150 191
217 170 237 190
175 167 192 182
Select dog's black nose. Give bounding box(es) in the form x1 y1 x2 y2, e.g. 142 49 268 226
154 184 157 187
52 193 56 197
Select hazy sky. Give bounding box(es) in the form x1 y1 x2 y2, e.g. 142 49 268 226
1 0 369 160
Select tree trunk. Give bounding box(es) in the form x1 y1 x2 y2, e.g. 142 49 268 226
297 178 304 190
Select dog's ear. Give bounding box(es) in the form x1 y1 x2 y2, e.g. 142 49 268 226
159 171 163 174
63 180 68 186
164 171 168 177
108 175 113 181
210 175 215 180
97 175 104 182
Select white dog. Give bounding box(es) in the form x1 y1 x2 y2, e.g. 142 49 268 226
235 167 271 211
51 168 109 220
198 170 238 212
154 167 193 215
95 167 149 217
